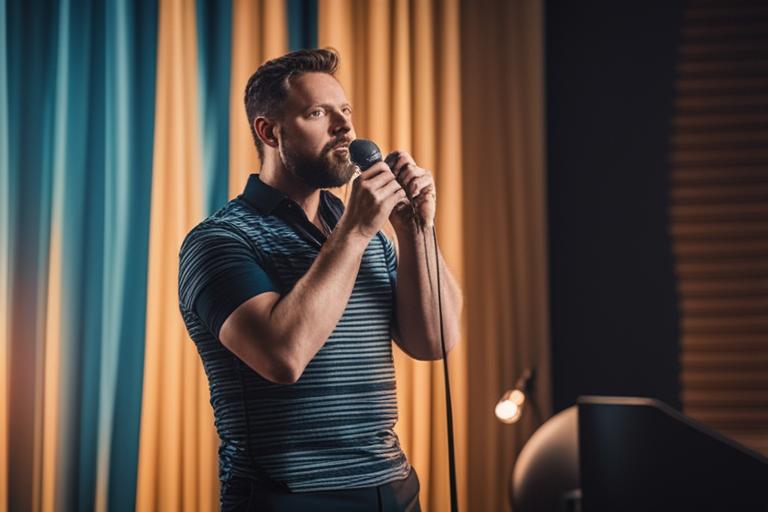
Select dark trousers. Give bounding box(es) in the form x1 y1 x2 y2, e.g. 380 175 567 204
221 468 421 512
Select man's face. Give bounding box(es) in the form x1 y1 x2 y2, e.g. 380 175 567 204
277 72 357 189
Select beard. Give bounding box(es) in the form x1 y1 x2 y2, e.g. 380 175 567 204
280 130 358 189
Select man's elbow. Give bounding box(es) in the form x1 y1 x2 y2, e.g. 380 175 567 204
428 332 460 360
238 339 307 385
259 357 305 384
414 343 457 361
403 325 460 361
268 370 302 385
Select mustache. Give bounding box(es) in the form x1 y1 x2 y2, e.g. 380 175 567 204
322 137 353 155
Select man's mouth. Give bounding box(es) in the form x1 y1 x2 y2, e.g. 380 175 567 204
330 141 351 155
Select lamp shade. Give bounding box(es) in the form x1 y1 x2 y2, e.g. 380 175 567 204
510 406 580 511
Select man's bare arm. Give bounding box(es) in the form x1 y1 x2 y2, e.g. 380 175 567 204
219 165 406 384
392 225 462 360
386 150 462 359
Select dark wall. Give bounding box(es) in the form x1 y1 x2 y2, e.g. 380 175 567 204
546 1 684 412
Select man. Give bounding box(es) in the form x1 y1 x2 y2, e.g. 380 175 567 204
178 48 462 511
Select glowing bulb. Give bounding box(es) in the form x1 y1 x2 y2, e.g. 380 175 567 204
495 389 526 424
495 400 521 424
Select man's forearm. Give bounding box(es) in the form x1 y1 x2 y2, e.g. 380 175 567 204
266 224 369 375
393 225 462 359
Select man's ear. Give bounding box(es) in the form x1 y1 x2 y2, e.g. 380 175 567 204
254 117 279 149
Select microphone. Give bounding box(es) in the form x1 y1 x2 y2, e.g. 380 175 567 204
349 139 384 171
349 139 412 213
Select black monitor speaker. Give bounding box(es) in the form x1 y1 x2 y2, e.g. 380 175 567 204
511 396 768 512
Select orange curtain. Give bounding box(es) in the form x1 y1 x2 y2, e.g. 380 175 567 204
228 0 288 197
135 0 214 509
41 183 62 512
461 1 550 511
318 2 468 511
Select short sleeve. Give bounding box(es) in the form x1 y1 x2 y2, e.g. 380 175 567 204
377 231 398 291
178 223 279 337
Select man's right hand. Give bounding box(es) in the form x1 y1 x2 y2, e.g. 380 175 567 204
340 163 407 240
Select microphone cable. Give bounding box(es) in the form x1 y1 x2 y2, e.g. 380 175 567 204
422 223 458 512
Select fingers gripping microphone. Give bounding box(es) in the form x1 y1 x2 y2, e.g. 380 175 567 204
349 139 408 211
349 139 409 211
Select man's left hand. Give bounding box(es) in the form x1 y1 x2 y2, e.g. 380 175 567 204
385 151 436 231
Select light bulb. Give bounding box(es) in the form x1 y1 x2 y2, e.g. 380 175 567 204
495 389 526 424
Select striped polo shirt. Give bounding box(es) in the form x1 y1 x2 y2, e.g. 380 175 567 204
178 174 410 493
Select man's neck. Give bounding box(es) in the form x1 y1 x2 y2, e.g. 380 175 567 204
260 163 322 222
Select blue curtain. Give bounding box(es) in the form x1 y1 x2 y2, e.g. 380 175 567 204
102 2 158 510
2 0 157 510
6 0 61 508
195 0 231 214
288 0 317 51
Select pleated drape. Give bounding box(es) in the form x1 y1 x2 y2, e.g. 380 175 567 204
0 0 8 507
318 2 468 510
228 0 288 197
135 0 216 510
4 3 59 509
461 1 550 511
2 1 158 511
195 0 233 215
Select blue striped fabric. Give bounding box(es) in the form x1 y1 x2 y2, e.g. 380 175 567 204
178 175 410 494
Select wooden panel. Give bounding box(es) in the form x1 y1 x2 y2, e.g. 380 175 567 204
673 0 768 456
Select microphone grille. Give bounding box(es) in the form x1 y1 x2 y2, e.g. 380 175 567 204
349 139 382 171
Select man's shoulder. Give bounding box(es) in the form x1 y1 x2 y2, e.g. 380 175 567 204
180 197 296 253
180 200 250 254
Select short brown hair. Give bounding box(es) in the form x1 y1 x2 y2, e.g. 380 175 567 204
244 48 340 161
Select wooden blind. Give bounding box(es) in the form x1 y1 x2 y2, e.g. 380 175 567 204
672 0 768 455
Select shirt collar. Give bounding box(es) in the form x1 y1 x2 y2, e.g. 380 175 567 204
239 173 288 214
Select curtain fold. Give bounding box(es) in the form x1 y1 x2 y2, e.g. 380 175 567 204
317 2 468 510
101 2 158 510
195 0 232 214
0 0 8 507
461 1 550 511
287 0 317 51
2 1 158 511
5 2 59 510
135 0 214 509
44 3 101 510
228 0 288 197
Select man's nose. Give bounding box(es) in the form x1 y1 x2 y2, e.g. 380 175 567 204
330 110 353 135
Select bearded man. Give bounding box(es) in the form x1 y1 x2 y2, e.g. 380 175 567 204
178 48 462 512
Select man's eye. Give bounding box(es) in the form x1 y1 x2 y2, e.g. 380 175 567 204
343 107 352 115
309 110 325 118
